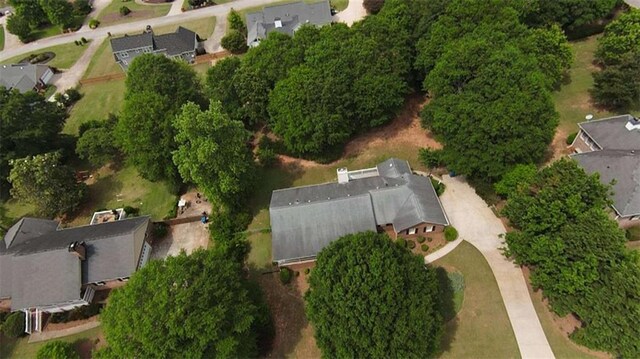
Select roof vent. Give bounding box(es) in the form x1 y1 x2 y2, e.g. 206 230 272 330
275 19 283 28
68 241 86 261
337 167 349 184
625 117 640 131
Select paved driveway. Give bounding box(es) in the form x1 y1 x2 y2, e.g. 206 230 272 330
437 175 555 359
151 221 209 259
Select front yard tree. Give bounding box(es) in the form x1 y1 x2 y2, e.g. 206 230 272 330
173 101 255 209
306 232 442 358
6 14 31 42
39 0 75 28
76 125 119 167
99 250 268 358
36 341 80 359
8 152 85 218
221 29 248 54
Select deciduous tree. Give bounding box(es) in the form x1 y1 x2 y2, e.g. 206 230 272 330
36 341 79 359
8 152 85 218
76 120 119 167
172 101 255 209
6 14 31 42
221 29 248 54
306 232 442 358
99 250 270 358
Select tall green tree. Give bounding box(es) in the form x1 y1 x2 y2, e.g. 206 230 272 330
172 101 255 209
99 250 269 358
0 89 67 196
595 9 640 66
522 0 618 31
6 14 31 42
9 0 48 28
205 56 243 123
306 232 442 358
39 0 74 28
8 152 85 218
76 120 119 167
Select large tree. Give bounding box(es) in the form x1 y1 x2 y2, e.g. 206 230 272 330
39 0 74 28
522 0 618 32
503 159 640 357
595 9 640 66
172 101 255 209
0 89 67 196
99 250 268 358
118 54 203 183
6 14 31 42
8 152 85 218
306 232 442 358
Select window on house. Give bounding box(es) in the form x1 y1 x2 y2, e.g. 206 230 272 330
426 226 435 232
631 215 640 221
409 228 417 235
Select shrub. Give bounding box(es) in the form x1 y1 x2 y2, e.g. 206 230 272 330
228 9 246 32
407 240 416 249
123 206 139 216
2 312 25 338
65 88 82 104
430 177 445 196
36 341 79 359
419 148 445 168
164 206 178 220
444 226 458 242
208 208 251 242
81 37 88 44
73 0 92 15
363 0 385 14
421 244 429 251
221 30 248 54
75 40 81 46
89 19 100 29
279 267 292 284
68 303 102 322
153 222 169 238
50 312 68 323
566 132 578 145
396 238 406 248
417 236 426 243
304 268 310 275
256 146 277 167
427 237 433 242
120 6 131 16
494 164 537 198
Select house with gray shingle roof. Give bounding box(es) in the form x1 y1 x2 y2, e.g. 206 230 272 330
110 26 200 70
246 0 332 47
570 114 640 227
0 215 151 333
0 64 54 93
269 158 449 265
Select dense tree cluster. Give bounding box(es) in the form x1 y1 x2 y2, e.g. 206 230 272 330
521 0 619 32
592 9 640 109
98 250 271 358
116 54 204 186
416 0 570 181
6 0 85 42
0 88 67 198
503 159 640 357
306 232 442 358
76 115 119 167
8 152 85 218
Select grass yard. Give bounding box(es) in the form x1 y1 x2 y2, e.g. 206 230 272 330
83 38 123 79
65 79 126 135
552 36 623 133
1 41 91 69
331 0 348 11
182 0 234 11
432 241 521 359
97 1 171 26
152 16 217 40
0 25 5 51
0 326 104 359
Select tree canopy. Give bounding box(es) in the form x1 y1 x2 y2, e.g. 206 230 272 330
503 159 640 357
305 232 442 358
522 0 618 31
36 341 79 359
99 250 268 358
76 117 118 167
172 101 255 209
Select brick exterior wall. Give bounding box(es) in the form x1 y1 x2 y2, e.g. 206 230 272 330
571 130 600 153
616 215 640 229
379 223 445 240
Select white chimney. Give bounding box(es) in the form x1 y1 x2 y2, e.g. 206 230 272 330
337 168 349 184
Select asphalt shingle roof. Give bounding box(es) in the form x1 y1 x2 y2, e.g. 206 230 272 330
110 27 196 55
0 64 51 93
110 32 153 52
579 114 639 150
269 158 449 263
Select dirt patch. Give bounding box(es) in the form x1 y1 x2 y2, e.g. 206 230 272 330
275 94 439 170
522 267 612 359
151 221 209 259
545 128 573 164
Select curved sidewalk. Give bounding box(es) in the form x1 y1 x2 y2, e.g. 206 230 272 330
438 175 555 359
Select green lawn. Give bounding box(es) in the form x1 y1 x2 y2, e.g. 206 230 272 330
182 0 234 11
0 326 103 359
65 79 126 135
552 35 624 133
97 1 171 26
331 0 348 11
0 25 5 51
152 16 217 41
432 241 521 358
1 41 91 69
83 38 123 79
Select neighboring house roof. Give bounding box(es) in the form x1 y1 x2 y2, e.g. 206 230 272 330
572 150 640 217
269 158 449 263
571 115 640 217
246 0 332 45
0 64 51 93
578 114 639 150
110 27 197 56
0 216 150 310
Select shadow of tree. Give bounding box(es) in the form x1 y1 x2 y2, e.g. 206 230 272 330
435 267 460 353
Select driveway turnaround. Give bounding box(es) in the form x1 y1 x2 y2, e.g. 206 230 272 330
439 175 555 359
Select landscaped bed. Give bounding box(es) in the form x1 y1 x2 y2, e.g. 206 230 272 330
1 42 91 69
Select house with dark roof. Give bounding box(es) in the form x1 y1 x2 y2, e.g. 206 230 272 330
0 64 54 93
570 114 640 228
269 158 449 265
0 216 151 333
246 0 332 47
110 26 200 70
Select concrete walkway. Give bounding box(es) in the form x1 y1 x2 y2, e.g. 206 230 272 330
438 175 555 359
52 37 103 93
168 0 185 16
28 321 101 343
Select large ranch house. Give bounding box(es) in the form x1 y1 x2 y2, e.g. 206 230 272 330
269 158 449 266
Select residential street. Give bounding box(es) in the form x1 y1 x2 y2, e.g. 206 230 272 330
437 175 555 359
